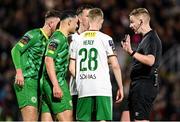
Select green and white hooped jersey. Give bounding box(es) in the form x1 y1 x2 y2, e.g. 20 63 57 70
71 31 116 98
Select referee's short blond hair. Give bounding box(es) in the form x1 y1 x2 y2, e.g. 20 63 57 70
129 8 150 22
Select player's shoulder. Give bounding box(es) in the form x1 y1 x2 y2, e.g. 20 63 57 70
72 32 80 38
24 28 40 38
52 30 64 39
52 29 60 36
71 32 80 41
27 28 40 34
80 31 111 39
97 31 112 40
50 30 67 44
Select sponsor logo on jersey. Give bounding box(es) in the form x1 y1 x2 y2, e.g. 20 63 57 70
80 73 96 79
84 32 96 38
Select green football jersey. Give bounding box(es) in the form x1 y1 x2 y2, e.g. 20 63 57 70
11 28 48 79
44 30 69 84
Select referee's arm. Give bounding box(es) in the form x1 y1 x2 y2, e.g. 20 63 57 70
130 52 155 66
121 34 155 66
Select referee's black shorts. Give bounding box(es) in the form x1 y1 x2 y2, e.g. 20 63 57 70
128 78 159 120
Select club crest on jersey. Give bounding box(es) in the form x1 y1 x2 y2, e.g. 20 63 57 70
84 32 96 38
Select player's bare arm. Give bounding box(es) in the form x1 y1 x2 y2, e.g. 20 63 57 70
15 69 24 86
45 56 63 99
108 56 124 103
69 59 76 77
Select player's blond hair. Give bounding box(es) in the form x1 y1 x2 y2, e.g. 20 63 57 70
129 8 150 21
88 8 104 21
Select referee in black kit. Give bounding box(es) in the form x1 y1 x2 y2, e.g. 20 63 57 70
121 8 162 121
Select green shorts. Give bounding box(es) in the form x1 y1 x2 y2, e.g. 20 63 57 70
41 77 72 114
14 77 38 108
76 96 112 121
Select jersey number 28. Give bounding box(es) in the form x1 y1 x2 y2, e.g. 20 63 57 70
79 48 98 71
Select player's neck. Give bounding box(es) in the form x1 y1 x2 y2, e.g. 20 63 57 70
141 25 152 36
59 25 69 37
89 25 100 31
89 22 101 31
78 24 86 34
42 25 52 37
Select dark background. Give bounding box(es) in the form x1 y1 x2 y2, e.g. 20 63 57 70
0 0 179 121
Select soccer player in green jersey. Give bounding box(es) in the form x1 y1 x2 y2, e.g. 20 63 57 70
11 10 60 121
41 10 78 121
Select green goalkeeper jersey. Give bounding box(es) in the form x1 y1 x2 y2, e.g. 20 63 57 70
11 28 48 79
44 30 69 84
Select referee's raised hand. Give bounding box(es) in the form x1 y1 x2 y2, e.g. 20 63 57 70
121 34 133 55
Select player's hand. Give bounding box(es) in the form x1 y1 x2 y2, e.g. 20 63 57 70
121 34 133 54
15 69 24 86
53 85 63 99
115 88 124 103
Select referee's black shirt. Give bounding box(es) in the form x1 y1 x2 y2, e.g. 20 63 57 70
130 30 162 81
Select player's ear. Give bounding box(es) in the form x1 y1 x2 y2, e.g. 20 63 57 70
140 19 142 24
47 20 54 28
68 19 72 26
78 17 82 23
102 19 104 24
55 21 60 29
100 19 104 25
46 21 52 29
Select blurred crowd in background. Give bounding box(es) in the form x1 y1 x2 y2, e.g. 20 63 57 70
0 0 179 121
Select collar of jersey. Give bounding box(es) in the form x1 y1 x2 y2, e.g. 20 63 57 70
56 29 67 38
40 28 49 40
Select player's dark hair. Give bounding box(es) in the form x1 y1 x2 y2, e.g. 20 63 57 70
45 9 61 20
60 10 77 21
76 4 93 15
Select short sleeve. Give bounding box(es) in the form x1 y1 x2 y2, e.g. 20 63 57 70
144 38 157 56
16 30 36 53
70 40 78 59
104 36 116 56
45 38 60 59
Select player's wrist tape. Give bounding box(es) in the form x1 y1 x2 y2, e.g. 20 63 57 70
130 50 136 56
